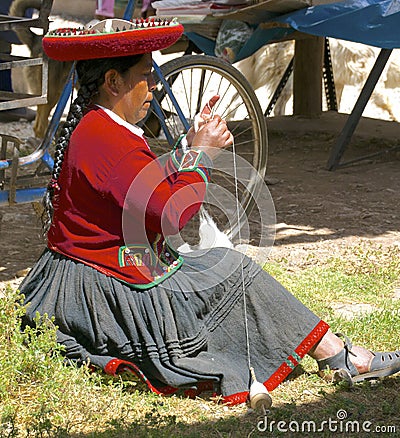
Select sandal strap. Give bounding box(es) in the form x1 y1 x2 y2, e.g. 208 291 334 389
317 333 359 377
335 333 354 351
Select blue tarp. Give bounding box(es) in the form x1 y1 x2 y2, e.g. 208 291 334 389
277 0 400 50
186 0 400 62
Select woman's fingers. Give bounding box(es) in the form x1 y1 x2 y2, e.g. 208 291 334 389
200 95 220 118
193 115 233 150
210 117 233 144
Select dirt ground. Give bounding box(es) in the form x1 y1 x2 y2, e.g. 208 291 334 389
1 111 400 293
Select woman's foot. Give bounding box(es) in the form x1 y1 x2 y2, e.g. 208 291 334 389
310 331 400 384
346 345 374 374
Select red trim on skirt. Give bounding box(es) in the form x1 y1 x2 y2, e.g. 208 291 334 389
103 320 330 406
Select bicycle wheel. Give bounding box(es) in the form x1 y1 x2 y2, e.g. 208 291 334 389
142 54 268 245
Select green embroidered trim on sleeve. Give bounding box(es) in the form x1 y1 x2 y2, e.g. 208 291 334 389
172 133 186 151
194 167 209 185
170 148 181 170
178 150 203 172
171 146 212 180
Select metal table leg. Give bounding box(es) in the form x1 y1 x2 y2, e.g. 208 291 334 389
326 48 393 170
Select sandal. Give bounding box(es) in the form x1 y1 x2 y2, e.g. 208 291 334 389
317 333 400 385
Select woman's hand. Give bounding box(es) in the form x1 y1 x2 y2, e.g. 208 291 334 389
186 95 233 159
191 115 233 159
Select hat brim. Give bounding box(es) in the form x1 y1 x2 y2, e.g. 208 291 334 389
43 19 184 61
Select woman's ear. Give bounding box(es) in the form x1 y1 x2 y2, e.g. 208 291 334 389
104 69 121 97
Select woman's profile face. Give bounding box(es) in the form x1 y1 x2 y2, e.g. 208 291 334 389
114 53 156 125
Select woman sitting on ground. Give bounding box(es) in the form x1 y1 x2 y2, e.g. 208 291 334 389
19 17 400 406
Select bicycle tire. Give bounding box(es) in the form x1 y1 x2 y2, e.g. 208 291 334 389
143 54 268 245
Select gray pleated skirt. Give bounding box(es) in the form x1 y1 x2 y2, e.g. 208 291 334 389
20 247 329 403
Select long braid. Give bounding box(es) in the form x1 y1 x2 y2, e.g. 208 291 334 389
41 82 97 233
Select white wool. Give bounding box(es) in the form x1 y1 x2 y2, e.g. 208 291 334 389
178 207 233 253
197 207 234 249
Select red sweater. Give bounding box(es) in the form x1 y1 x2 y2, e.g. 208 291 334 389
48 106 212 288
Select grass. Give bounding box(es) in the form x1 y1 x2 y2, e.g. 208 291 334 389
1 242 400 437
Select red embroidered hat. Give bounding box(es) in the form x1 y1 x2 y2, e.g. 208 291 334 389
42 18 184 61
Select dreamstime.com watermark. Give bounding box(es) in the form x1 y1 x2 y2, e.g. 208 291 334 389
256 409 397 434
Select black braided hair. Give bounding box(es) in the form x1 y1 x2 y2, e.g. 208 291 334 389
42 54 144 234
